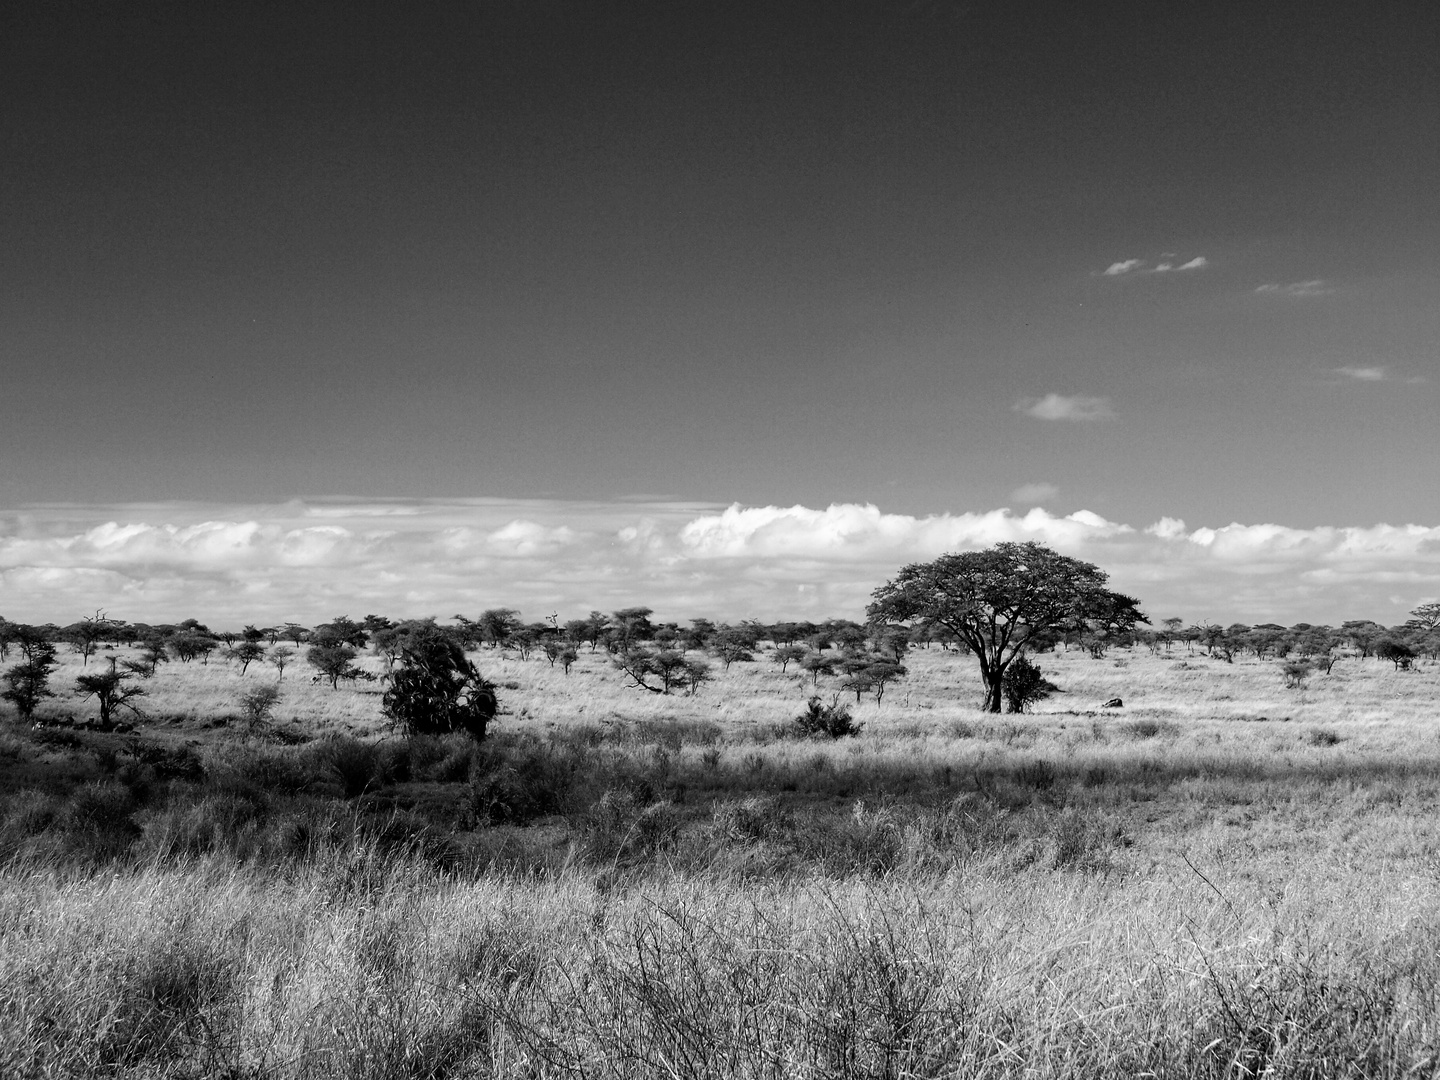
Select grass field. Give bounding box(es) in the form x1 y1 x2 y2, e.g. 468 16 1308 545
3 641 1439 1077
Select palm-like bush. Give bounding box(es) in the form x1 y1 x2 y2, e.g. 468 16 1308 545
383 631 497 739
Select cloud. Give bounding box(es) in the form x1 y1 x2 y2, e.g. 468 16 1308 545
2 499 1436 627
1336 366 1387 382
1016 393 1115 422
1010 483 1059 504
1101 256 1207 276
1256 280 1333 297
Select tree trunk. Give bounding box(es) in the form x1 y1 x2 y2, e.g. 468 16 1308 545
981 671 1003 712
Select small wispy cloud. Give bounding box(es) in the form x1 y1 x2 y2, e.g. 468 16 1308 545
1100 255 1207 276
1256 280 1333 297
1010 482 1059 504
1336 366 1387 382
1016 393 1115 422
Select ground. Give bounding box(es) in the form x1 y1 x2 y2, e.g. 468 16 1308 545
2 640 1438 1077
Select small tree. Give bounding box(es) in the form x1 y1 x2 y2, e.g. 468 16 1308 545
711 626 756 670
2 640 57 721
233 641 265 675
63 610 115 666
1377 640 1416 671
75 658 147 726
1281 660 1313 689
613 648 688 694
270 646 295 681
131 638 168 677
307 643 362 689
683 657 712 695
772 644 807 674
801 652 836 687
239 685 281 727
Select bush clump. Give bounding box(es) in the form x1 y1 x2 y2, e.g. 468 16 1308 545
794 696 862 739
383 630 498 740
1002 655 1057 713
469 736 580 825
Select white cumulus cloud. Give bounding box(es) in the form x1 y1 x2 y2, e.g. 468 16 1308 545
1 499 1436 627
1016 393 1116 422
1103 258 1144 276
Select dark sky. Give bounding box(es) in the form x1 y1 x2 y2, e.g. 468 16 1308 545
3 0 1437 527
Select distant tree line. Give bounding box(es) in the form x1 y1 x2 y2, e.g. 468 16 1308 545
2 584 1437 722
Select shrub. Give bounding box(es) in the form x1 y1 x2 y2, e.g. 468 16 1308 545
383 632 498 739
408 733 476 782
1001 655 1055 713
469 736 579 824
712 795 790 844
577 787 680 865
307 736 392 799
238 685 280 727
1015 758 1057 791
1282 660 1313 689
794 695 862 739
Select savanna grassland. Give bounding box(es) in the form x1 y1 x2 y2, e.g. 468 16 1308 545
4 641 1440 1078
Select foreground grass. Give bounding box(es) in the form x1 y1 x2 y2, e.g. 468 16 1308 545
3 646 1439 1076
4 855 1439 1078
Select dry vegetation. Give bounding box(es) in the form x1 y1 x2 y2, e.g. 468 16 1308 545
4 641 1440 1077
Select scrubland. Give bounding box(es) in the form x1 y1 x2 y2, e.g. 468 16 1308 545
3 642 1440 1077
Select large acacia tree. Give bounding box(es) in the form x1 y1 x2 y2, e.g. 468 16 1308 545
867 541 1146 712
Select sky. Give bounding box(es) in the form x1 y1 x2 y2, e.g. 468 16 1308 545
1 0 1437 628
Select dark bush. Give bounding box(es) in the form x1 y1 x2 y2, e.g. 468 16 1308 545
1015 759 1058 791
307 737 394 799
794 696 862 739
469 736 580 824
407 733 476 782
1002 655 1056 713
383 631 498 739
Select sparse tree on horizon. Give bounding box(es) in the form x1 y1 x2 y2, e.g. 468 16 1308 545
868 541 1146 713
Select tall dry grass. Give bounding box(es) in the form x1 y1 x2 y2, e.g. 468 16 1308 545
3 641 1440 1075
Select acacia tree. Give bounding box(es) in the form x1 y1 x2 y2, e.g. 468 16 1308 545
307 643 361 689
75 658 147 726
1408 602 1440 632
868 541 1146 713
2 636 57 720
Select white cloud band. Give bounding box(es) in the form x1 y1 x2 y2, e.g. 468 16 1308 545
2 500 1436 627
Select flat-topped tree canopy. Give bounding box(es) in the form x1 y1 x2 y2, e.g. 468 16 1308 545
867 541 1146 713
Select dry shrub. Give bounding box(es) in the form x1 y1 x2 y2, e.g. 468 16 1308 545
305 735 395 798
1015 758 1058 791
577 787 681 866
469 734 581 825
93 922 242 1073
711 795 790 844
